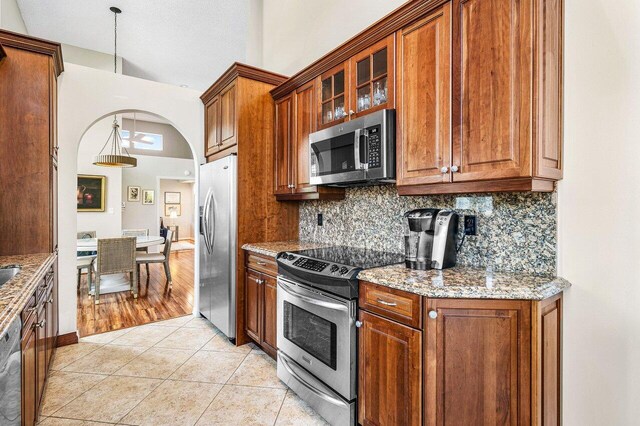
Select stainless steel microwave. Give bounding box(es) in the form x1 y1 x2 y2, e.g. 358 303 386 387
309 109 395 186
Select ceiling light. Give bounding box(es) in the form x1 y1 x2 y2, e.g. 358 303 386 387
180 84 188 88
93 6 137 168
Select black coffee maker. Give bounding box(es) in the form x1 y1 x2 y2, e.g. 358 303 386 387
404 209 458 270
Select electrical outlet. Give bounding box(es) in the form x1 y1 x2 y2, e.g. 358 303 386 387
464 215 477 236
317 213 323 226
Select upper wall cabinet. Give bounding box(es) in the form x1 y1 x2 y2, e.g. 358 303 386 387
204 81 237 157
398 0 563 195
270 0 563 196
349 35 395 120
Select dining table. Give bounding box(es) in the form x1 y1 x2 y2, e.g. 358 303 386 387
77 235 165 294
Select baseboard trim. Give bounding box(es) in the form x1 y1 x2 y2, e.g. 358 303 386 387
57 331 79 347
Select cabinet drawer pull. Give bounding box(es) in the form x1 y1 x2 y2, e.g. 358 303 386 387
34 320 46 329
256 261 267 266
376 299 397 307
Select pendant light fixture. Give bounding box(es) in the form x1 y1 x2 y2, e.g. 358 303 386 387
93 6 137 168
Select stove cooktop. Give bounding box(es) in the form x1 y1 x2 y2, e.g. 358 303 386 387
276 246 404 299
290 246 405 270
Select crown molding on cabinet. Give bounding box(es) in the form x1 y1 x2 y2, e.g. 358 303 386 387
270 0 448 99
0 29 64 76
201 62 289 105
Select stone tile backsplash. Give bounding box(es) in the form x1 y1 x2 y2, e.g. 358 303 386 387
299 186 557 275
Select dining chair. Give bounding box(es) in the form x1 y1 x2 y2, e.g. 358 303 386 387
122 228 150 275
93 237 137 305
76 231 96 293
136 229 173 289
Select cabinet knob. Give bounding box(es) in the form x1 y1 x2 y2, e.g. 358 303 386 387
450 165 459 173
355 320 363 328
48 298 53 304
428 310 438 319
349 109 355 115
440 166 449 174
255 278 260 284
34 320 46 329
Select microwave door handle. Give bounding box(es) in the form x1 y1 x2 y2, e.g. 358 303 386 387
361 129 369 170
354 128 363 170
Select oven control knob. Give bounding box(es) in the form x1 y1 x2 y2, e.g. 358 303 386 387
330 265 339 273
339 266 349 275
287 254 296 261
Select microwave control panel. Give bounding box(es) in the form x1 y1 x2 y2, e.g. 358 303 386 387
367 125 381 168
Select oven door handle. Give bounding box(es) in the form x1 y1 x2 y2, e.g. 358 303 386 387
278 351 350 409
277 278 349 312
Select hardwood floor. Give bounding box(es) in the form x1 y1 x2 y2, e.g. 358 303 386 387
77 249 195 337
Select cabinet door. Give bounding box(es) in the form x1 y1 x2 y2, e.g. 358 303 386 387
358 311 422 426
245 269 262 343
205 95 221 156
397 5 452 187
317 63 349 130
350 35 395 119
424 299 531 425
219 82 237 151
21 322 37 426
36 302 46 404
274 95 293 195
45 287 55 370
293 81 316 194
452 0 532 182
261 274 278 356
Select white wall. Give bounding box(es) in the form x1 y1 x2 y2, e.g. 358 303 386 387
159 179 195 239
58 63 203 335
261 0 405 75
122 157 195 245
76 115 123 238
559 0 640 423
0 0 27 33
62 43 122 73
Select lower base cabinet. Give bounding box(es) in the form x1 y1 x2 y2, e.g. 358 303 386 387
21 261 58 425
358 281 562 425
244 251 279 359
358 311 422 426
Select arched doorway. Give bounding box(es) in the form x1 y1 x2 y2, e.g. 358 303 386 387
74 109 200 336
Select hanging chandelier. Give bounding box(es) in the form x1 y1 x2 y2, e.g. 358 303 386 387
93 6 137 168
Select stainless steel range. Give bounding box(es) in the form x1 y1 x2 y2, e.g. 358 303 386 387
276 246 404 426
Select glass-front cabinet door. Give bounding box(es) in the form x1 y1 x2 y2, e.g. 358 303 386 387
349 35 395 119
317 63 349 130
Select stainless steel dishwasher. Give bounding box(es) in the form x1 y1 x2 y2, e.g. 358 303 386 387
0 318 21 425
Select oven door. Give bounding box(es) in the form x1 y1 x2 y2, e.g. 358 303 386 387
309 120 367 185
277 276 356 400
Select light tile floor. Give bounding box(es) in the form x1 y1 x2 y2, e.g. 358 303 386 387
39 315 329 426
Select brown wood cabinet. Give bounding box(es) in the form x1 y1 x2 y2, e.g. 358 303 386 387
201 64 299 345
424 298 532 425
358 281 563 425
0 30 62 255
269 0 563 196
396 4 451 187
358 310 422 426
21 262 58 425
273 84 345 201
243 251 278 358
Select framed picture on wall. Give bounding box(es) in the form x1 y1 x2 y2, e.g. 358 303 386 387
128 186 141 202
164 204 181 216
164 192 181 204
77 175 106 212
142 189 155 205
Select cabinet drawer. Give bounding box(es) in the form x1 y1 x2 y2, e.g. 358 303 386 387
246 252 278 276
21 291 37 326
359 281 422 328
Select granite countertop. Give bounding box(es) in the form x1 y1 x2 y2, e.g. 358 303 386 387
0 253 56 336
358 264 571 301
242 241 330 258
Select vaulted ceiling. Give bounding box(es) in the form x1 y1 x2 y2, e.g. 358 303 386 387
16 0 260 90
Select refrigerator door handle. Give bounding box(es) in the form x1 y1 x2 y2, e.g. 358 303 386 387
203 189 213 254
208 191 217 253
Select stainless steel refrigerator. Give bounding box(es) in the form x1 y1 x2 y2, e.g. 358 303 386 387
199 155 237 339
